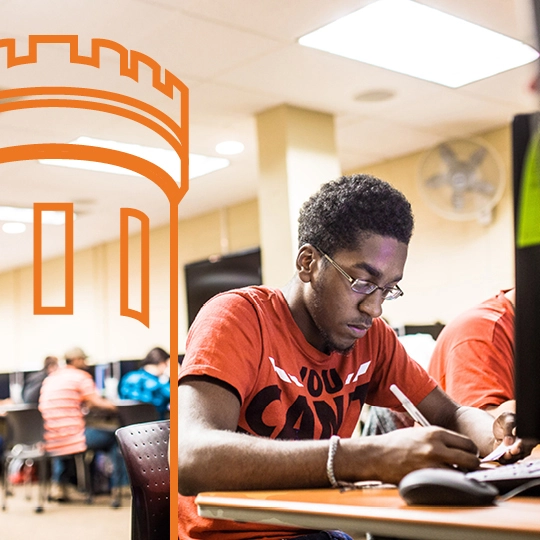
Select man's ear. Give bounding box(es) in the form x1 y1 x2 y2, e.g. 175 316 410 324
296 244 318 283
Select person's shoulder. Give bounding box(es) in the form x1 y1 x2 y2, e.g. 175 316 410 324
201 285 281 313
214 285 278 302
448 293 509 329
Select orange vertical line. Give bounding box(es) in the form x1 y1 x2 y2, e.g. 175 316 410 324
33 202 74 315
119 208 150 327
169 202 179 540
141 211 150 324
33 205 43 314
65 204 74 313
120 209 129 320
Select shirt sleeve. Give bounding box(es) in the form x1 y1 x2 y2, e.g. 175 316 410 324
179 292 263 403
79 371 99 400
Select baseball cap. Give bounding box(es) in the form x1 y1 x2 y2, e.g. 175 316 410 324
64 347 88 361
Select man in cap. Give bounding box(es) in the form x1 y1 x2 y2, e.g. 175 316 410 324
39 347 123 505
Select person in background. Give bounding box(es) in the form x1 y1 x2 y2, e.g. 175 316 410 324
22 355 59 404
428 289 516 417
38 347 124 506
119 347 170 418
177 174 526 540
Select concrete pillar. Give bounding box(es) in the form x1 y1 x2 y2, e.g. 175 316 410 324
256 104 341 286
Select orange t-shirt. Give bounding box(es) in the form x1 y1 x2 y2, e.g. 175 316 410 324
38 365 97 456
428 290 515 409
178 286 437 540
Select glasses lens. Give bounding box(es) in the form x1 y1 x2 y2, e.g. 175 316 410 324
383 288 403 300
351 280 377 294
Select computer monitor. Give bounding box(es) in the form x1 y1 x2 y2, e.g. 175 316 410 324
184 247 262 326
119 359 141 378
0 372 9 399
93 363 110 393
512 112 540 443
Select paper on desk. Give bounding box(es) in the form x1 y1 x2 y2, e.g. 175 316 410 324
481 442 513 463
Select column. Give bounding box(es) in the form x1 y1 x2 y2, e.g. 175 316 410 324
256 104 341 286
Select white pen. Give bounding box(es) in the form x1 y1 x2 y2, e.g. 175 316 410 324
389 384 431 427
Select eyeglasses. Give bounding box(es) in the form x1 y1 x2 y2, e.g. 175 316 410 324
317 249 404 301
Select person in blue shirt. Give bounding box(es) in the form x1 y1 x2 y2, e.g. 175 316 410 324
119 347 170 418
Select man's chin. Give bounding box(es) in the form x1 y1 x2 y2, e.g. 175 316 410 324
324 339 357 355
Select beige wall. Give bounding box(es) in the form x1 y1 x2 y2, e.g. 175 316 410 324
0 199 259 373
0 125 514 372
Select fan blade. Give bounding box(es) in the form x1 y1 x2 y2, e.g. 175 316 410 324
470 179 496 196
468 147 487 169
425 173 448 188
438 143 458 167
451 190 466 210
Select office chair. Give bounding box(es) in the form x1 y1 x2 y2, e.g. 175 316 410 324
116 402 160 427
115 420 170 540
1 406 49 513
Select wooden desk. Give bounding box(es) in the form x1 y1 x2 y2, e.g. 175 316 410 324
196 487 540 540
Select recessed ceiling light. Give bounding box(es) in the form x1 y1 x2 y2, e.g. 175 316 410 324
2 222 26 234
354 89 395 102
299 0 539 88
0 206 70 225
215 141 245 155
39 137 230 181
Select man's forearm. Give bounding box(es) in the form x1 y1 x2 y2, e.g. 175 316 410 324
452 406 495 456
178 429 331 495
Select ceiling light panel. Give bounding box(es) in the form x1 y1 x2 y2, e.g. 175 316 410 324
299 0 539 88
39 137 230 182
0 206 69 225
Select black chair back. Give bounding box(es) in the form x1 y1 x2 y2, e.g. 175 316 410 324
115 420 169 540
2 406 48 512
5 407 44 447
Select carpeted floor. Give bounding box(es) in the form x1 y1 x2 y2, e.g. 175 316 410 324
1 484 131 540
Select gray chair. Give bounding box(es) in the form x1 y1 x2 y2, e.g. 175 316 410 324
115 420 170 540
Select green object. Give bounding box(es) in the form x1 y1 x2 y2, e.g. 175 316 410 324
517 130 540 248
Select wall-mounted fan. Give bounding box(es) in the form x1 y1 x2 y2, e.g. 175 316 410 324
417 138 505 224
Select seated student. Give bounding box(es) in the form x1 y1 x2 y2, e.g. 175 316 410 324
23 355 58 404
428 289 515 416
39 347 124 505
119 347 170 418
177 174 526 540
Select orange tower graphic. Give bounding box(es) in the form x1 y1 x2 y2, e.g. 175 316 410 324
0 35 187 538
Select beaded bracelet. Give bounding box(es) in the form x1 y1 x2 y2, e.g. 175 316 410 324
326 435 342 488
326 435 358 490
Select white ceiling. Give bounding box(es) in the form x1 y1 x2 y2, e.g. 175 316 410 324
0 0 538 271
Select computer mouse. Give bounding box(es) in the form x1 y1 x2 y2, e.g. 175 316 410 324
398 468 499 506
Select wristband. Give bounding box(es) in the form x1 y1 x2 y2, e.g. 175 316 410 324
326 435 341 488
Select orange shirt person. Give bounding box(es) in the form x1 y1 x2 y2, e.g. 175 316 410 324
428 289 515 417
39 347 121 503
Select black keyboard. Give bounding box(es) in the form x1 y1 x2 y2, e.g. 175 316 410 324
466 459 540 496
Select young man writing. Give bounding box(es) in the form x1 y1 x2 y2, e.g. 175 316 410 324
178 174 523 539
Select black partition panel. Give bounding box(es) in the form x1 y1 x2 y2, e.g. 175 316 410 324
512 113 540 442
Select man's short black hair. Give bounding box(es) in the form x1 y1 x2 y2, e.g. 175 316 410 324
298 174 414 255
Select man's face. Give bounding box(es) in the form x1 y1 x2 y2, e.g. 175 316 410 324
305 234 408 353
72 356 88 370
